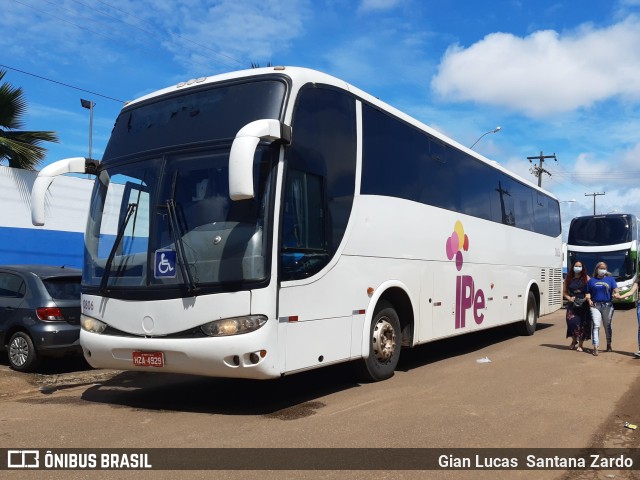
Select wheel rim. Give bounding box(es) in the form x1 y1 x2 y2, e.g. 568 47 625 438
9 336 29 367
527 305 536 326
372 317 396 363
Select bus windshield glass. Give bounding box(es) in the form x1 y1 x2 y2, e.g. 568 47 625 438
82 78 286 297
83 147 277 296
568 250 635 281
103 78 287 161
568 215 632 246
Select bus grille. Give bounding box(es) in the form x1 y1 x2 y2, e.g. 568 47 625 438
548 268 563 307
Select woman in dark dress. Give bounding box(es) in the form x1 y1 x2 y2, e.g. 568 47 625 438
563 260 591 351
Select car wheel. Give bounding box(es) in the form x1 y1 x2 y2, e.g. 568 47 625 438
356 300 401 382
8 332 40 372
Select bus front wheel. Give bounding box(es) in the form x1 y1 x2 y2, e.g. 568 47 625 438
357 301 401 382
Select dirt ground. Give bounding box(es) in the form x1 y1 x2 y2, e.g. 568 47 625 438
3 306 640 480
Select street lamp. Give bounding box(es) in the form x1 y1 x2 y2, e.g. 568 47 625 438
80 99 95 160
470 126 501 149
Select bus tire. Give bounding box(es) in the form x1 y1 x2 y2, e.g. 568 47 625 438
517 291 538 336
357 300 401 382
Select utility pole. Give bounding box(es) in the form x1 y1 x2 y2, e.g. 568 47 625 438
585 192 605 215
527 151 557 187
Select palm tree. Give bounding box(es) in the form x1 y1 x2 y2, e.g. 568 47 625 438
0 70 58 170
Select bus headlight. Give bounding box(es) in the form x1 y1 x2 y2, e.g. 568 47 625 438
81 314 107 334
200 315 267 337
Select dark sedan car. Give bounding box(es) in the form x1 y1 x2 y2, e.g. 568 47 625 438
0 265 82 372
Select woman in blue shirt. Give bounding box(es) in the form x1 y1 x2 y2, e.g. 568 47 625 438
586 261 620 356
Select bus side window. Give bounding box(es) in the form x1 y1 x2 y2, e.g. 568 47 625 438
283 85 357 281
283 170 324 248
281 169 326 279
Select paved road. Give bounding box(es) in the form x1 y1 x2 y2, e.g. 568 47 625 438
2 306 640 480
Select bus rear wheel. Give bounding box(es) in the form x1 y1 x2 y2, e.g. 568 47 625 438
517 291 538 336
357 301 401 382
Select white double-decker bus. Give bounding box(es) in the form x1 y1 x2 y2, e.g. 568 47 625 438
31 67 562 381
567 214 639 306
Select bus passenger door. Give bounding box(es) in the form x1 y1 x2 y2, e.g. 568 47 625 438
276 85 358 374
278 169 352 373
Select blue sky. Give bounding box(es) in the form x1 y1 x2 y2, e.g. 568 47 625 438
2 0 640 238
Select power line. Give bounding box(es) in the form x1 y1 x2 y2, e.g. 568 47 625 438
0 63 125 103
547 165 604 193
551 171 640 179
13 0 125 44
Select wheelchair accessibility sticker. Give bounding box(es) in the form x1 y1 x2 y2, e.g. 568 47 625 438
154 249 177 278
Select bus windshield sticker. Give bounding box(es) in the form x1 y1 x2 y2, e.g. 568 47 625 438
154 249 177 278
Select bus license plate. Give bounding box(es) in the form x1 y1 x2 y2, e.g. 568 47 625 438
132 351 164 367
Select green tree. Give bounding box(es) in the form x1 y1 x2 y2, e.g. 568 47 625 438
0 70 58 170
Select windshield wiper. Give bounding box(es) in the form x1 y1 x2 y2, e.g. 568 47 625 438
166 199 198 294
100 203 137 293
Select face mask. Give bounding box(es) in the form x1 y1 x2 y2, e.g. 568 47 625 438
598 269 607 276
573 266 582 273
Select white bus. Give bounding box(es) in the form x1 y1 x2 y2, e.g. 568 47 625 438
567 214 639 307
31 67 562 381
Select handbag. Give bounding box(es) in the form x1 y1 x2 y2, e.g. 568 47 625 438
573 297 586 307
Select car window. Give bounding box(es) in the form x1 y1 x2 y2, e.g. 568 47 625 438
42 277 82 300
0 273 25 298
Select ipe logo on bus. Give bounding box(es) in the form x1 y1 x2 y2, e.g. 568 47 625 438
445 221 485 329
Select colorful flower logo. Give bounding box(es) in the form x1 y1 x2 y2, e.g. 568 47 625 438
445 220 469 271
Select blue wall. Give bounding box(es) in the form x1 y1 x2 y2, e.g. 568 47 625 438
0 165 93 269
0 227 84 268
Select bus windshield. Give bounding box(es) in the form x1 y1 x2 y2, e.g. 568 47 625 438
83 147 277 297
568 215 632 246
104 78 287 160
82 78 286 298
568 249 635 281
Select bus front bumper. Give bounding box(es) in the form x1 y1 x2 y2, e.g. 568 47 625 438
79 327 280 380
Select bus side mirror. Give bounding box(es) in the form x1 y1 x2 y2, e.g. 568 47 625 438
229 119 291 201
31 157 100 226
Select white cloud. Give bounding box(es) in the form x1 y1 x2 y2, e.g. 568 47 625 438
548 141 640 237
431 16 640 117
501 156 540 187
358 0 404 13
155 0 311 68
570 143 640 189
0 0 311 73
322 26 434 93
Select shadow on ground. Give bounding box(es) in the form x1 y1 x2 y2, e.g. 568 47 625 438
0 351 91 374
46 322 547 416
